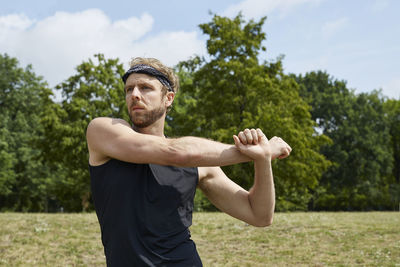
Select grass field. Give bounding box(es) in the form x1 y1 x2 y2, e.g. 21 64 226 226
0 212 399 266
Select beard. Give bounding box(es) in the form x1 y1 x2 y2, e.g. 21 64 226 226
129 103 166 128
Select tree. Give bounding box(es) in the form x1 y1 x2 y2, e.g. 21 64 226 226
40 54 128 211
296 71 394 210
0 114 15 201
0 54 53 211
168 14 330 211
384 98 400 209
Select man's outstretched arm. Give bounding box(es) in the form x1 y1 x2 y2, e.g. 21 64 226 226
86 117 250 167
198 129 291 227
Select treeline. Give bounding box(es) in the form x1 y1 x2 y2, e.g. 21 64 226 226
0 14 399 212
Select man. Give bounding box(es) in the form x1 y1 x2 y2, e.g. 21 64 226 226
86 57 291 266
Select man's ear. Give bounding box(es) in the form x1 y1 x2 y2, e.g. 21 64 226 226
165 91 175 108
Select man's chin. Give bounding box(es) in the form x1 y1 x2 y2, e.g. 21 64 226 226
132 122 149 128
130 118 148 128
130 116 155 128
128 106 166 129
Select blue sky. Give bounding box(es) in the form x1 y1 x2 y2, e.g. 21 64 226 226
1 0 399 99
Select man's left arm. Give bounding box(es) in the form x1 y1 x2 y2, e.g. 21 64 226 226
198 129 291 227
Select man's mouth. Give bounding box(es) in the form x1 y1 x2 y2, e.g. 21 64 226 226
131 105 145 110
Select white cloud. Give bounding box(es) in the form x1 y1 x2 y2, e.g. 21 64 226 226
0 14 35 45
382 78 400 99
321 17 348 39
126 31 205 66
0 13 34 31
223 0 323 19
0 9 205 88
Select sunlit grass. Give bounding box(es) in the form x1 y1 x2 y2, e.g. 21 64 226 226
194 212 400 266
0 212 399 266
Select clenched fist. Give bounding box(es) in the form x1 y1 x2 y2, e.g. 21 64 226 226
233 128 292 161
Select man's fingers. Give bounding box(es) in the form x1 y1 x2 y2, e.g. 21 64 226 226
233 135 240 150
256 128 267 142
233 134 246 148
238 131 247 145
233 135 240 146
279 151 289 159
244 129 253 145
278 146 292 159
238 128 269 145
250 129 258 144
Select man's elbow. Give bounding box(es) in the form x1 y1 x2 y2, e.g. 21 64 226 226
252 216 274 228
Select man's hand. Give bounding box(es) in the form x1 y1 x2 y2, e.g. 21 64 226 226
233 128 292 161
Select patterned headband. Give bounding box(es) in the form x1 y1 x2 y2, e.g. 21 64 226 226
122 64 174 92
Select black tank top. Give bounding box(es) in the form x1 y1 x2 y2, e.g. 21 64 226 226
89 159 202 267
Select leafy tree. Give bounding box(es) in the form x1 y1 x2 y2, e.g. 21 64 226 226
168 14 330 211
384 99 400 209
296 71 393 210
0 54 53 211
0 114 15 200
40 54 127 211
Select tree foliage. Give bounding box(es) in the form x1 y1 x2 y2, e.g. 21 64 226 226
168 14 330 211
384 99 400 209
296 71 397 210
39 54 127 211
0 54 53 211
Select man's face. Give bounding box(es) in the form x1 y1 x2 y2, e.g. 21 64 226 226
124 73 173 128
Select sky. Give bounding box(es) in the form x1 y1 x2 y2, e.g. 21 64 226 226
0 0 399 99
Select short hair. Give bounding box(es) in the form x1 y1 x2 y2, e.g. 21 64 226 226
128 57 179 94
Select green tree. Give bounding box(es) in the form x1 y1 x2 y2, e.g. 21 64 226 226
296 71 393 210
169 14 330 211
384 98 400 209
0 53 53 211
40 54 127 211
0 114 15 200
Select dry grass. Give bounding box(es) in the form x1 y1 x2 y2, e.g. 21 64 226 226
0 213 104 266
0 212 399 266
194 212 400 267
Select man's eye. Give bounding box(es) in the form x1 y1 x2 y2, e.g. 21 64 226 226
126 87 133 92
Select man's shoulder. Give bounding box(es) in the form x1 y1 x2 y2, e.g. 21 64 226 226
88 117 130 133
86 117 131 142
88 117 129 129
87 117 131 166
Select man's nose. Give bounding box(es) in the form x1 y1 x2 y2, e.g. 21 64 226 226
131 86 141 100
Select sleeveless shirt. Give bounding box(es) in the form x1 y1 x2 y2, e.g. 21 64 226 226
89 159 202 267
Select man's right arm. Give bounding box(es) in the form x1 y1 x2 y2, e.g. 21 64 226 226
86 117 250 167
